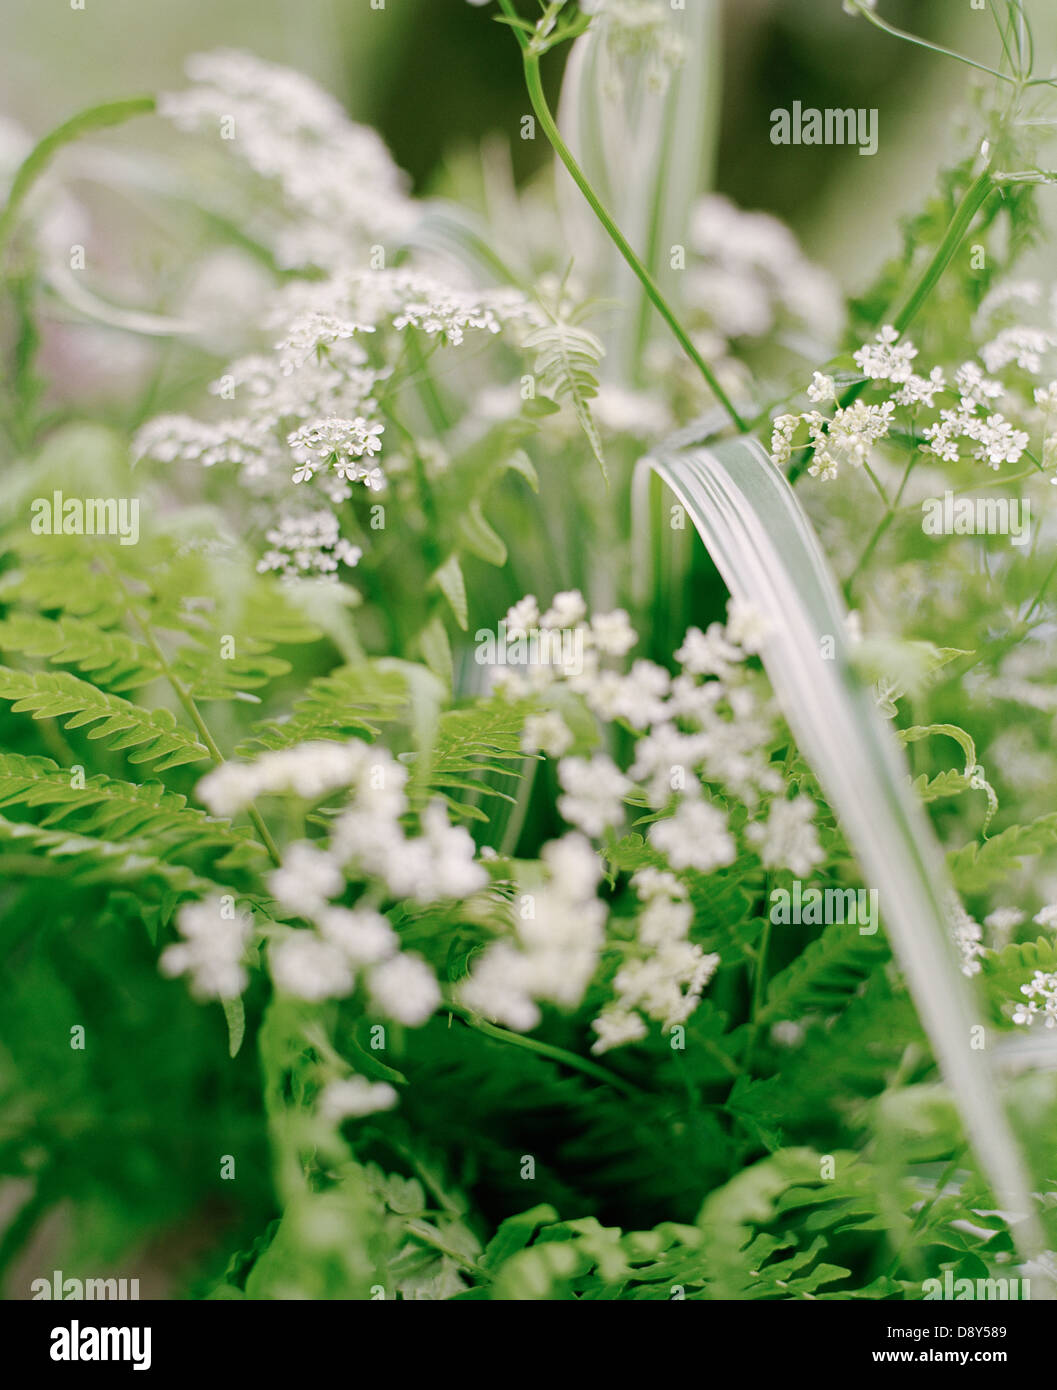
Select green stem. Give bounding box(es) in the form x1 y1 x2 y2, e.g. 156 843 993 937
0 97 156 269
496 0 748 433
845 449 919 598
889 170 996 336
850 3 1016 86
102 553 282 868
446 1001 643 1098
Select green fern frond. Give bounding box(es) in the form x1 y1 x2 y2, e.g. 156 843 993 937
236 661 413 755
757 921 890 1026
0 666 209 769
0 612 160 691
0 751 263 865
524 319 607 478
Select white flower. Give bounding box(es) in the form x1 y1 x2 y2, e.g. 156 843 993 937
460 943 540 1032
675 623 742 679
257 511 362 582
638 895 694 947
591 1008 648 1054
288 415 385 487
948 899 986 977
1034 903 1057 929
159 50 414 272
769 413 800 468
589 608 638 657
271 933 355 1000
521 710 573 757
541 832 603 900
649 795 736 873
557 754 630 836
541 590 587 629
746 795 825 877
319 1076 398 1120
368 953 441 1026
954 361 1004 408
981 326 1054 376
971 414 1030 469
894 366 946 409
198 740 374 816
984 907 1024 933
1012 970 1057 1028
806 371 836 403
853 325 917 384
318 906 398 964
159 897 253 1000
726 598 771 654
632 866 687 901
418 801 489 899
504 595 539 637
269 841 344 914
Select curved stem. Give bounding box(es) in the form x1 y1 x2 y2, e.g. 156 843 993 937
849 3 1016 85
497 0 748 433
0 97 156 269
446 1001 643 1098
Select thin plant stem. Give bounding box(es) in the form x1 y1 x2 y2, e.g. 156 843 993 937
101 552 282 868
446 1000 643 1098
0 98 156 269
849 2 1016 86
790 171 996 484
496 0 748 433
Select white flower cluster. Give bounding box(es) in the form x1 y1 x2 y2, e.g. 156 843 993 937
948 897 987 977
592 868 719 1053
687 195 842 344
134 267 535 580
158 50 415 271
159 896 254 1000
198 740 378 817
746 794 825 878
257 511 362 581
582 0 687 89
473 591 822 1049
318 1076 398 1121
183 740 494 1030
1012 970 1057 1028
772 319 1047 479
460 833 608 1032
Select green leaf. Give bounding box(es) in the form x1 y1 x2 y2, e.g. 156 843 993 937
524 320 606 479
417 614 453 686
636 433 1043 1263
459 498 508 567
949 814 1057 895
0 666 209 769
431 554 469 631
222 996 246 1059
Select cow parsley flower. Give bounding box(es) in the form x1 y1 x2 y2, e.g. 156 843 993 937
318 1077 398 1121
159 50 415 270
271 932 355 1001
557 754 631 836
257 512 362 581
853 325 918 384
648 794 736 873
159 897 254 1000
746 795 825 877
318 907 398 965
521 710 574 757
367 953 442 1026
1012 969 1057 1028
